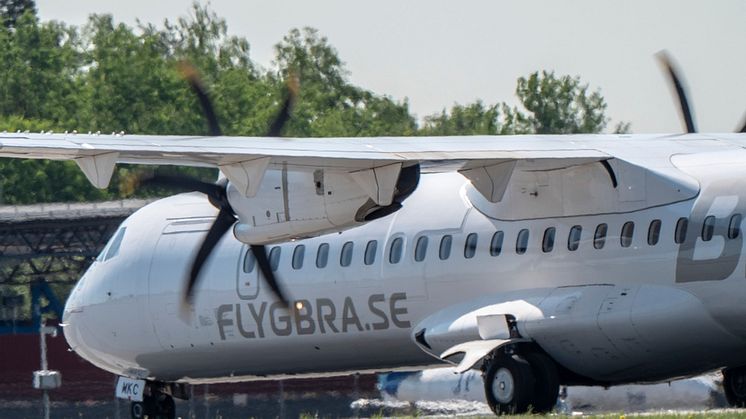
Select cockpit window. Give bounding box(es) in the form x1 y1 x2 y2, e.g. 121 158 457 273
103 227 126 261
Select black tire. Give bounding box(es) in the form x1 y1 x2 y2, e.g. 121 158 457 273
130 401 147 419
483 353 536 415
153 393 176 419
523 351 560 413
724 367 746 408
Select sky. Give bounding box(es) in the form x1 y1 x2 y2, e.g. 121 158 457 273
36 0 746 134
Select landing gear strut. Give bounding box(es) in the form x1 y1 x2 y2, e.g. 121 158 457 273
724 366 746 407
129 382 182 419
482 349 559 415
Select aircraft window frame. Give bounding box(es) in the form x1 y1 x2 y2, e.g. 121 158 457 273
439 235 452 260
728 214 742 239
620 222 635 248
364 240 378 266
542 227 556 253
594 223 608 249
674 217 688 244
702 215 716 242
647 219 662 246
340 241 354 267
292 245 305 270
243 248 256 273
316 243 330 268
516 229 529 255
414 236 429 262
490 231 504 256
104 227 127 261
269 246 281 271
389 237 404 264
464 233 478 259
567 225 582 251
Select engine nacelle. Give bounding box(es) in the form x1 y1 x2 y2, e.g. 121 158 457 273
228 163 419 244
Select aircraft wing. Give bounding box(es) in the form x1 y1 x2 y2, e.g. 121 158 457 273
0 131 711 198
0 132 612 170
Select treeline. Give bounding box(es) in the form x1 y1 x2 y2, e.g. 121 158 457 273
0 2 626 204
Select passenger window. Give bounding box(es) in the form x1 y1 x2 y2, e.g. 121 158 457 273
439 235 452 260
567 225 582 251
464 233 478 259
542 227 556 253
316 243 329 268
389 237 403 264
702 216 716 242
269 246 281 271
364 240 378 265
594 223 608 249
340 241 353 267
729 214 742 239
647 219 662 246
490 231 504 256
415 236 428 262
243 248 256 273
674 217 688 244
104 227 127 261
621 222 635 248
516 229 529 255
292 245 305 270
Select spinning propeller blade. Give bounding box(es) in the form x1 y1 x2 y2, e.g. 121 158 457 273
656 51 696 133
143 64 297 314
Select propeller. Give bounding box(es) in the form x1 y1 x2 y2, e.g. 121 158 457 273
656 50 696 133
657 51 746 134
142 64 297 313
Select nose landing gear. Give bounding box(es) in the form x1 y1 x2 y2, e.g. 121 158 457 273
129 381 184 419
482 349 559 415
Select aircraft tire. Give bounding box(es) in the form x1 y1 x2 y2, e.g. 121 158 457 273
724 367 746 407
523 351 560 413
130 401 148 419
130 393 175 419
483 353 536 415
153 393 176 419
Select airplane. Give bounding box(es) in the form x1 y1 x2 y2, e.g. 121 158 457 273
2 51 746 418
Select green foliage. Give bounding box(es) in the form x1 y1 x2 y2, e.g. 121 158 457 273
0 2 624 204
274 27 415 137
0 0 35 29
422 71 625 136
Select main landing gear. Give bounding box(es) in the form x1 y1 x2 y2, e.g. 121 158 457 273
723 366 746 407
482 348 559 415
130 381 186 419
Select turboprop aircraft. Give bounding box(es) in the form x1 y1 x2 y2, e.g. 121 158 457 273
3 52 746 418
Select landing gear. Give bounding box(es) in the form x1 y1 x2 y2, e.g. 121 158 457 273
130 393 175 419
723 366 746 407
129 382 180 419
482 349 559 415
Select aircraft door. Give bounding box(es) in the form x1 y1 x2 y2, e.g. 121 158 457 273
148 218 242 350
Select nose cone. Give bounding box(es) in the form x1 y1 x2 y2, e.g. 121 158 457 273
62 275 87 353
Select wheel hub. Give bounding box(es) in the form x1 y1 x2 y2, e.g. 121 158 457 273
492 367 515 403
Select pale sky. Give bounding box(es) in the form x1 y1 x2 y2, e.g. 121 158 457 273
37 0 746 133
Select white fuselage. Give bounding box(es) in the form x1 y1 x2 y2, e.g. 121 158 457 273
62 146 746 385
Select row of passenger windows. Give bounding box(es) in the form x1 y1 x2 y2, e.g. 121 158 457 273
243 214 744 273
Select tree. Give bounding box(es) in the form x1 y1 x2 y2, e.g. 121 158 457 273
420 101 502 136
509 71 609 134
0 0 35 29
273 27 415 137
422 71 626 135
